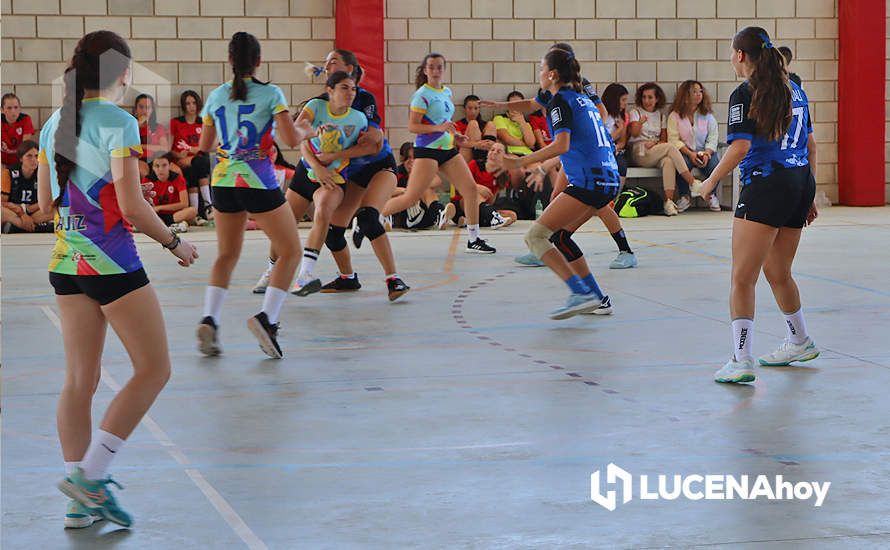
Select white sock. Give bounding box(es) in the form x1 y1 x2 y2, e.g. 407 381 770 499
261 287 287 325
783 307 809 345
339 272 355 279
267 257 276 270
189 192 199 209
467 224 480 241
199 185 212 204
80 430 124 481
65 461 80 475
203 286 227 323
732 318 754 362
299 248 318 279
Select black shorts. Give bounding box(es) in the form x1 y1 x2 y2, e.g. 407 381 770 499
289 163 321 202
413 147 459 165
615 150 628 177
50 268 150 306
159 212 175 225
212 186 286 214
346 155 397 188
735 165 815 228
182 154 210 189
563 184 620 209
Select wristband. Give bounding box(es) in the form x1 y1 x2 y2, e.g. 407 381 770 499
162 233 180 250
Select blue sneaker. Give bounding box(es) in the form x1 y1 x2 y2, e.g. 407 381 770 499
514 252 545 267
549 293 601 320
609 251 637 269
58 467 132 527
64 499 103 529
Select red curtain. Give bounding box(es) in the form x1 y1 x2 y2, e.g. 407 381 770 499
336 0 386 128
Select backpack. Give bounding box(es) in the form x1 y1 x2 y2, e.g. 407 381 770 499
614 186 661 217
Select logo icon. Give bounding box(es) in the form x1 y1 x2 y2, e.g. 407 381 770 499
590 463 632 511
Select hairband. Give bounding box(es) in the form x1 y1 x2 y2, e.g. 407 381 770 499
759 32 773 49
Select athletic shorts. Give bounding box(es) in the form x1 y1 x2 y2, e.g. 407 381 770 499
563 184 620 209
615 150 628 177
413 147 459 165
345 155 397 188
50 268 150 306
212 186 285 214
159 212 175 225
735 165 815 229
289 163 320 202
182 154 210 189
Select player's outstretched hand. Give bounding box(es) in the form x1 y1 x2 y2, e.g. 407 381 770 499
171 238 199 267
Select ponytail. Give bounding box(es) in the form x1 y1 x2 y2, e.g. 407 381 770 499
333 49 363 84
415 53 445 89
229 32 262 101
543 48 582 93
54 31 131 209
733 27 792 142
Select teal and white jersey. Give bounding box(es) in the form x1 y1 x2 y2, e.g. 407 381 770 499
409 84 455 150
300 98 368 181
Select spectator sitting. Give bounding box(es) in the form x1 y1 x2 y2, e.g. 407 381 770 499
488 142 549 222
1 140 53 233
169 90 212 219
391 142 454 230
143 153 197 232
667 80 721 212
627 82 701 216
493 91 536 156
270 142 296 192
778 46 802 86
1 93 35 167
454 94 497 163
527 89 553 150
133 93 170 179
601 83 630 187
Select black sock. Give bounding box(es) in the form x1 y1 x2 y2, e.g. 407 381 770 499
611 229 632 254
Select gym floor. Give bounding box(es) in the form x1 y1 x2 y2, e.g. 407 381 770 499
3 206 889 549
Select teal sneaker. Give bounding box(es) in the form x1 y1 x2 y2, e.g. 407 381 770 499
609 251 637 269
549 293 601 320
64 499 103 529
514 252 545 267
714 357 756 383
58 467 132 527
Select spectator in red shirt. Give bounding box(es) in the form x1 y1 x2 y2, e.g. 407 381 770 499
527 90 552 150
143 153 197 231
454 94 497 163
1 93 35 166
169 90 212 219
133 94 170 179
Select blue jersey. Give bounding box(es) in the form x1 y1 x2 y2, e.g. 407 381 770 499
536 77 602 107
409 84 455 150
546 87 620 189
727 80 812 185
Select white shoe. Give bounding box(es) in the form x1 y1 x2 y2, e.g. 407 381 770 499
252 266 273 294
489 211 509 229
405 202 424 228
708 194 721 211
676 196 691 213
714 357 756 383
169 221 188 234
383 215 393 231
438 202 456 230
664 199 679 216
759 337 820 366
549 293 602 320
690 179 704 198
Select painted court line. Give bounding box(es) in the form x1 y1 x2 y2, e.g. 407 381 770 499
41 305 267 550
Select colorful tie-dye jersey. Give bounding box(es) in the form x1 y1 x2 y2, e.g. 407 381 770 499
300 98 368 183
409 84 455 150
39 98 144 275
201 79 289 190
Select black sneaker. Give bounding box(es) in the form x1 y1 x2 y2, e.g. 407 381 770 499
247 312 283 359
386 277 410 302
196 316 222 357
352 224 364 249
321 274 362 293
465 237 496 254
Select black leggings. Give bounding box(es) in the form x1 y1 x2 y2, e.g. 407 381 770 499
183 154 210 188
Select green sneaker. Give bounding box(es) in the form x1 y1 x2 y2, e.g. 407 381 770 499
58 467 132 527
65 499 103 529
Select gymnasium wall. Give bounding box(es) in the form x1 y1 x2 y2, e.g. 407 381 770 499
0 0 854 201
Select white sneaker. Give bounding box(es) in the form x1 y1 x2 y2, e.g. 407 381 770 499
664 199 679 216
489 211 510 229
252 266 273 294
759 337 820 366
708 194 721 211
169 221 189 234
438 202 456 230
549 293 601 320
714 357 756 383
675 196 691 213
690 179 704 197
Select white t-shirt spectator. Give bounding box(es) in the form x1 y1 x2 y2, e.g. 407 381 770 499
628 107 664 143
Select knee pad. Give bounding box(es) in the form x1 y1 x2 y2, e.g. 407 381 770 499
550 229 584 262
525 222 555 259
355 206 386 241
325 224 348 252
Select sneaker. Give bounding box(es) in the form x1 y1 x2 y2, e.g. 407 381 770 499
489 211 511 230
58 467 132 527
321 273 362 293
514 252 545 267
290 275 322 296
246 312 283 359
384 215 393 231
405 202 424 228
169 221 188 234
352 224 365 249
664 199 679 216
708 194 722 212
690 179 705 198
386 277 410 301
438 202 456 229
550 292 602 320
194 217 208 227
466 237 496 254
196 316 221 356
714 357 756 383
581 294 614 315
676 196 691 213
252 266 273 294
65 499 103 529
758 337 820 366
609 251 637 269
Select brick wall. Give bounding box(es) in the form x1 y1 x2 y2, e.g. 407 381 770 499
0 0 853 200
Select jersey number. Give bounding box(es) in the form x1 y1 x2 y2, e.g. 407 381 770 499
214 104 258 149
19 190 33 203
780 106 805 150
587 111 611 148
